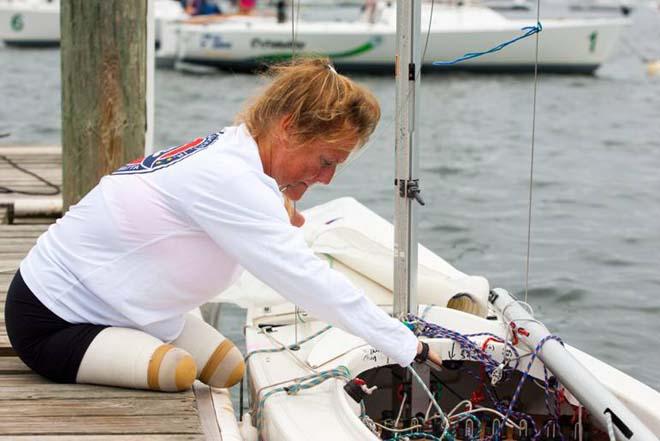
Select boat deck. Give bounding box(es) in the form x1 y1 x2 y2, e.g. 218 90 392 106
0 145 218 440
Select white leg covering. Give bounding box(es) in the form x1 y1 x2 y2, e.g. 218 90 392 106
172 313 245 388
76 327 197 392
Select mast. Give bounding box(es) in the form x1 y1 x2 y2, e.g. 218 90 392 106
394 0 423 317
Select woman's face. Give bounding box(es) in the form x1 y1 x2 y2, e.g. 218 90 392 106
271 135 356 201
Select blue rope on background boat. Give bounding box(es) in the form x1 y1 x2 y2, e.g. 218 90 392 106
433 22 543 66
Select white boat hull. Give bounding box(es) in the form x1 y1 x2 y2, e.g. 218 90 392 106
246 313 660 439
0 1 59 46
230 198 660 440
161 5 628 73
0 0 187 46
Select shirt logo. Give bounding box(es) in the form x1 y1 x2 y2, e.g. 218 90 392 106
112 133 220 175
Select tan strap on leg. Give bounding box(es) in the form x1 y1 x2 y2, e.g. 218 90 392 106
148 344 174 390
173 313 245 388
199 339 234 384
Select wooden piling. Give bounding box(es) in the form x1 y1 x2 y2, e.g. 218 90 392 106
60 1 148 209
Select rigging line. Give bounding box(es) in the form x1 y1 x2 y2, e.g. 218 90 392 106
291 0 295 58
295 0 302 50
420 0 435 73
290 0 302 59
408 365 450 439
432 23 542 66
328 0 436 183
260 327 319 373
0 154 61 196
290 0 302 347
524 0 542 304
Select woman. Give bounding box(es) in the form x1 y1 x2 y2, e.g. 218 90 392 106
4 58 441 393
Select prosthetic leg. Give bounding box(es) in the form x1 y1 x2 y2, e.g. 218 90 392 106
172 313 245 388
76 327 197 392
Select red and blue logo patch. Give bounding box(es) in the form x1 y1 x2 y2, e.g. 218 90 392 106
112 132 220 175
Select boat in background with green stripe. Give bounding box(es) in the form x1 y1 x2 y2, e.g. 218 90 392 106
156 2 628 74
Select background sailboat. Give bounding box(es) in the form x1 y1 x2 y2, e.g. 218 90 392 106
0 0 188 46
156 1 629 73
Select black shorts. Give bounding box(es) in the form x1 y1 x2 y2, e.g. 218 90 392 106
4 270 108 383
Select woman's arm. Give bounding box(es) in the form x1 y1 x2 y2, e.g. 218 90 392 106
181 168 419 366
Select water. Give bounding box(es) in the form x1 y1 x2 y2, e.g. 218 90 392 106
1 5 659 393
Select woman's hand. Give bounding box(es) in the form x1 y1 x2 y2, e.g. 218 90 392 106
416 341 443 368
284 196 305 227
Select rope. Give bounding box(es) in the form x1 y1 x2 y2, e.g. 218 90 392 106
0 153 61 196
406 315 520 377
408 365 450 440
432 23 542 66
524 0 543 304
407 314 569 441
255 366 352 432
386 432 445 440
453 414 481 441
421 0 436 71
261 328 318 374
244 324 332 362
494 335 564 440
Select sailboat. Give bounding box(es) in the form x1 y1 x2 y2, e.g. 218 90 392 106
214 0 660 440
0 0 188 47
224 197 660 440
156 0 629 74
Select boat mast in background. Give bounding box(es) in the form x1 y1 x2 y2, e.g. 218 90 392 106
393 0 423 317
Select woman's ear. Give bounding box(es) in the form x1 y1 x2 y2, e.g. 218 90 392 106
280 114 293 131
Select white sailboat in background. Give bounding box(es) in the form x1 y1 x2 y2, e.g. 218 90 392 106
1 0 631 74
0 0 188 46
157 1 629 74
0 0 59 46
215 0 660 439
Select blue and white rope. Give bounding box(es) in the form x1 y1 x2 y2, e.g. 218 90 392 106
433 23 543 66
255 366 352 432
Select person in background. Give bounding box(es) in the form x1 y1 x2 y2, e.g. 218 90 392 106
182 0 222 15
363 0 377 23
4 57 441 394
276 0 287 23
238 0 257 14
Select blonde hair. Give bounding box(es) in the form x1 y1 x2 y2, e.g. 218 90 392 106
238 57 381 150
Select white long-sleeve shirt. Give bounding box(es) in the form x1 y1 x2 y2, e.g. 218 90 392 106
20 124 418 366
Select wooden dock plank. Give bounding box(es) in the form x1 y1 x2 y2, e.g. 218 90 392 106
0 145 62 206
0 238 46 247
0 415 202 435
0 397 199 417
0 357 30 374
0 375 203 400
193 383 223 441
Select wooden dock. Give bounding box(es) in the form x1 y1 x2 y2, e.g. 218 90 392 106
0 146 223 440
